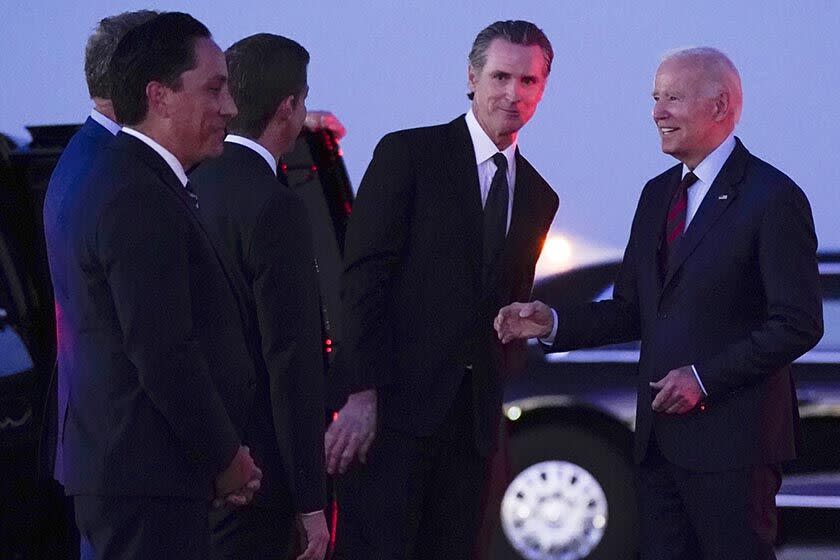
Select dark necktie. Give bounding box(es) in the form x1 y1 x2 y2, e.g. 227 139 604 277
659 171 698 276
183 180 199 210
482 153 510 285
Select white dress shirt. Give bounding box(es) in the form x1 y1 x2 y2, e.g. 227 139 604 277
90 109 121 136
465 109 516 232
121 127 189 187
542 134 737 396
224 134 278 176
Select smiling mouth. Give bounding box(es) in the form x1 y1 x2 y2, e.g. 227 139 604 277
659 127 679 135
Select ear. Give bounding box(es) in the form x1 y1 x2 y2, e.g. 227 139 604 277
146 81 171 118
467 64 478 95
273 94 296 123
712 90 730 122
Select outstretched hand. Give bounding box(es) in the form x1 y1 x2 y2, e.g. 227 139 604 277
494 300 554 344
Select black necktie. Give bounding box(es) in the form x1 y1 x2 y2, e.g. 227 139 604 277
483 153 509 285
183 180 199 210
659 171 698 277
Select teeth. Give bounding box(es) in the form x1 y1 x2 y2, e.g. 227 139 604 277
660 127 677 133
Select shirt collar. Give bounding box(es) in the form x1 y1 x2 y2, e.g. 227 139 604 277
224 134 277 176
683 133 736 185
465 108 517 170
89 109 121 136
121 127 189 187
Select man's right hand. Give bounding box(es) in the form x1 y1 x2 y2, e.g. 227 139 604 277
494 300 554 344
324 389 377 475
214 445 262 507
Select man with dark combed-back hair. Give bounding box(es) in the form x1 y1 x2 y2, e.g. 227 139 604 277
190 33 330 560
328 20 558 558
47 12 265 559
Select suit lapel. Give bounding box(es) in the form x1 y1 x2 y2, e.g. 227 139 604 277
116 133 245 308
661 139 748 289
443 116 483 282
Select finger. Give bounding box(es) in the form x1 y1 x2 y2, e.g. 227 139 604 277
225 493 247 507
518 303 535 318
338 432 361 474
246 478 261 491
651 384 673 410
358 427 376 464
326 430 351 474
252 465 263 480
650 378 666 390
665 398 687 415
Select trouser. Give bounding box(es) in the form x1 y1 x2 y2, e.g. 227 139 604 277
636 436 781 560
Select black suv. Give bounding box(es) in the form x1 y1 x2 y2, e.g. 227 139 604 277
0 125 352 560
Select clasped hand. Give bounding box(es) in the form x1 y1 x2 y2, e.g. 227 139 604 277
650 366 703 414
213 445 263 508
494 300 554 343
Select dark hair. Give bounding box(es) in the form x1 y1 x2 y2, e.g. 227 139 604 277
109 12 211 125
84 10 158 99
467 20 553 100
225 33 310 138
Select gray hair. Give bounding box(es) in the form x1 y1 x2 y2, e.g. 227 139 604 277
467 20 553 100
84 10 158 99
661 46 743 124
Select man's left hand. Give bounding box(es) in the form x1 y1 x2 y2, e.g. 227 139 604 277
304 111 346 140
650 366 703 414
296 511 329 560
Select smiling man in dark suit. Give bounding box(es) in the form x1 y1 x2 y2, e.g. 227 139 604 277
328 20 558 559
46 13 263 559
496 47 823 559
190 33 329 560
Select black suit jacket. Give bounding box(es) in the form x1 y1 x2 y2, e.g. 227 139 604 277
191 142 326 513
551 138 823 471
44 116 115 485
46 131 255 498
341 115 558 454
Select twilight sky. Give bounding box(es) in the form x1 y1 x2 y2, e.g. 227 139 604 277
3 0 838 269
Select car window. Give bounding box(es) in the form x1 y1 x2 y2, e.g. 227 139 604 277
0 323 34 378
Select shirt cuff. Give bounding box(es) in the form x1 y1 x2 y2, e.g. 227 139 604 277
691 364 708 396
299 509 324 518
538 308 559 345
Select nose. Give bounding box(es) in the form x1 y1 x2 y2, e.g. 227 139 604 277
506 80 522 102
652 100 669 121
221 87 238 119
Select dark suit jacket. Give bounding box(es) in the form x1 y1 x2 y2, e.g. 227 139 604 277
191 142 326 513
341 115 558 454
45 131 255 498
43 116 115 485
551 138 823 472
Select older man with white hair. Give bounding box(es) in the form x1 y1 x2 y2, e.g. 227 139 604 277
495 47 823 559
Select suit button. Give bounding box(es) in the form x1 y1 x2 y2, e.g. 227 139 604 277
658 311 667 319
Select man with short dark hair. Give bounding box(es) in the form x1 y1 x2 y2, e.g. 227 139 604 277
48 13 263 559
44 9 157 482
496 48 823 559
190 33 329 560
329 20 558 558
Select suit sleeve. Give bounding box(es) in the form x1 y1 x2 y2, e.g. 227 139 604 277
97 186 239 474
340 133 415 391
248 191 326 513
551 185 645 351
695 182 824 395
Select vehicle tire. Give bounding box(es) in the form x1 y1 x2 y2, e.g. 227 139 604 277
491 423 638 560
